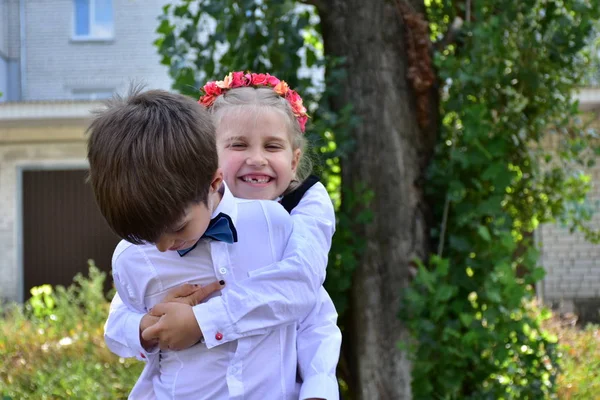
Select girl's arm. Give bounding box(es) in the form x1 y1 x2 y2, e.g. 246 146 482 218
297 288 341 400
192 182 335 349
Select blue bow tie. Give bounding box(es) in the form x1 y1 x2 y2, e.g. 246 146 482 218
177 212 238 257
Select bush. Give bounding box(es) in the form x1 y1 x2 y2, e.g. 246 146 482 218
543 313 600 399
0 262 143 399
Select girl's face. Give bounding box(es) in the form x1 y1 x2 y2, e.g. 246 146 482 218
216 108 301 200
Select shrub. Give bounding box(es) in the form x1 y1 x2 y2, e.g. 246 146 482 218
0 262 143 399
543 313 600 399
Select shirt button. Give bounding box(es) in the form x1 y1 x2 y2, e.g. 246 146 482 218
215 332 223 341
219 267 228 275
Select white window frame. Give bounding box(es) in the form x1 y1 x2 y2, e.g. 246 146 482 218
71 88 115 100
72 0 114 41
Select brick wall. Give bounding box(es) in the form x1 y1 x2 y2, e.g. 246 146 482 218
539 116 600 319
22 0 171 100
0 1 7 58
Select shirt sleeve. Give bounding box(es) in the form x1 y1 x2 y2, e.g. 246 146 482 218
297 288 341 400
195 184 337 349
104 246 159 361
104 292 157 361
289 182 336 283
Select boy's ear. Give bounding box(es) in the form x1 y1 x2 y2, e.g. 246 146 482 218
291 149 301 174
210 169 224 192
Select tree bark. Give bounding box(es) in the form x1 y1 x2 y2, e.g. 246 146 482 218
316 1 437 398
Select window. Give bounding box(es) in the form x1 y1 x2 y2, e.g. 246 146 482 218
73 0 114 39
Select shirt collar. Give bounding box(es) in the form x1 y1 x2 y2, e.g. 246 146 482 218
211 182 238 226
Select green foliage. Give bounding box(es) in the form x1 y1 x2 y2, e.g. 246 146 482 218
0 262 142 399
400 0 600 398
155 0 313 96
155 0 366 317
582 20 600 86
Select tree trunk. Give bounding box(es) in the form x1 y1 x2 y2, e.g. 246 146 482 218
316 1 437 398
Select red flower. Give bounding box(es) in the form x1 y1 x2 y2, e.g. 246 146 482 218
266 74 280 86
203 82 222 97
199 95 216 107
297 115 308 132
231 71 246 87
250 73 269 86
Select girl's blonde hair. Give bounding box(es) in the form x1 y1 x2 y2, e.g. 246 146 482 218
210 86 312 192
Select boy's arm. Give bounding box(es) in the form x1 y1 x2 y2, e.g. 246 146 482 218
106 264 159 361
297 287 341 400
104 292 151 360
193 183 335 349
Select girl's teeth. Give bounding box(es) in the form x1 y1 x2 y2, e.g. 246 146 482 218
243 177 270 183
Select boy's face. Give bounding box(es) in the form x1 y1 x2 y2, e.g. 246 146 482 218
154 172 223 252
216 109 301 200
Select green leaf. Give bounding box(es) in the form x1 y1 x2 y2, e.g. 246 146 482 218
459 312 474 327
477 225 492 242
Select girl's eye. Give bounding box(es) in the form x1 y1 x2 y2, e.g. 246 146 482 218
174 224 187 233
230 142 246 149
266 144 283 150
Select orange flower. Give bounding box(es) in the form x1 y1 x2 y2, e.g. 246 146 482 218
273 81 289 96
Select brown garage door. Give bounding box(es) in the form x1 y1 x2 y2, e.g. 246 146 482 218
22 169 121 300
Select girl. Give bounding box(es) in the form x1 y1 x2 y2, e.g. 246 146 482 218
105 72 340 400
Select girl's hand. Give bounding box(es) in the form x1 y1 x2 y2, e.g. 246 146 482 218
162 281 224 306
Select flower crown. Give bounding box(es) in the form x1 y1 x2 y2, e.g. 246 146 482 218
198 71 309 133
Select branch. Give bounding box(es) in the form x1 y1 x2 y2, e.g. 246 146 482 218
465 0 471 24
434 16 463 53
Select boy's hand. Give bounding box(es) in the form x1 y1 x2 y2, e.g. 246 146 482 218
139 313 160 350
162 281 224 306
142 302 203 350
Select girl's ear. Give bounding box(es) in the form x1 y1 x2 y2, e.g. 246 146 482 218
291 148 301 174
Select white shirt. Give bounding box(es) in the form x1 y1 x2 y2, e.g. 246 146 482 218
106 183 341 399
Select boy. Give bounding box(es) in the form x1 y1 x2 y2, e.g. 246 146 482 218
87 88 339 399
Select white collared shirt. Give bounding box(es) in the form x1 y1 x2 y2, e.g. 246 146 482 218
105 183 341 399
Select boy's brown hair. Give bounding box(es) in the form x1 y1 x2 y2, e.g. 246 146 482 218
87 87 218 244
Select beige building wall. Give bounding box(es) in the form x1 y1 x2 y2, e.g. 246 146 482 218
0 103 97 301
